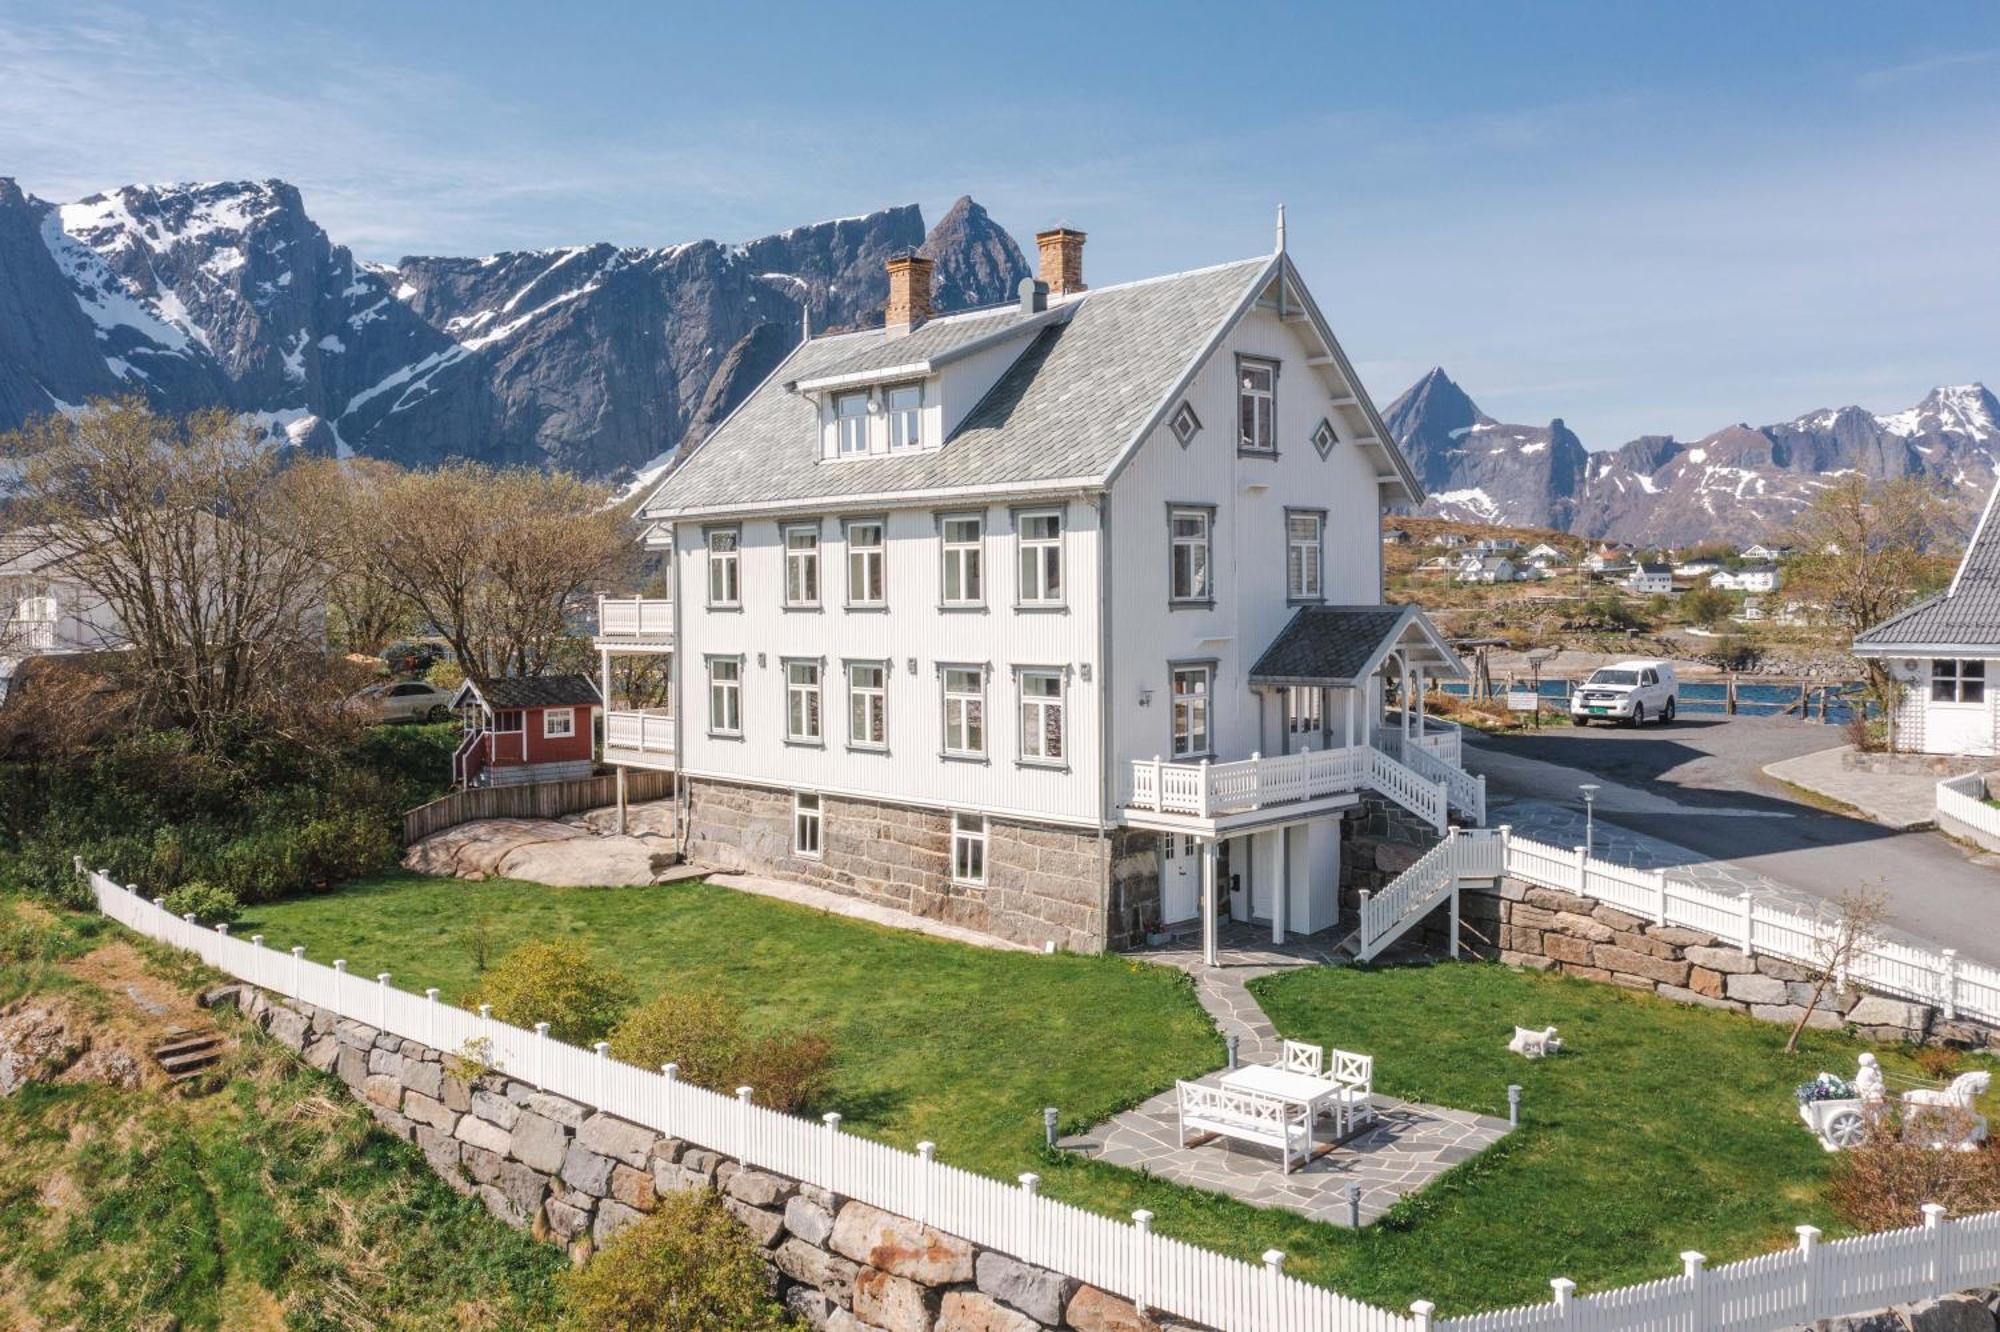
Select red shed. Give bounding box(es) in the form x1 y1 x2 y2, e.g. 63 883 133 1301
450 674 602 788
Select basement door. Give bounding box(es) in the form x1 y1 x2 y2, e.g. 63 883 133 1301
1158 833 1199 925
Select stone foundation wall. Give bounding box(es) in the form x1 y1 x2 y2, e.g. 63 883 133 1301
1412 879 2000 1051
1843 747 1988 777
1105 827 1163 951
226 982 1207 1332
684 778 1119 953
1339 796 1440 919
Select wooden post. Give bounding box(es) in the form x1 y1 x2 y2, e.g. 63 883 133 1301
1273 826 1289 946
1727 674 1737 715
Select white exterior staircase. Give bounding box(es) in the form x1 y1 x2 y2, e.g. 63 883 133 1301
1341 826 1506 962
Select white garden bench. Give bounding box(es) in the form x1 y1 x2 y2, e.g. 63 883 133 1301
1176 1080 1316 1173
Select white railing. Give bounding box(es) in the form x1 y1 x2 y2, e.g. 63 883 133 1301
1937 772 2000 843
1366 746 1449 834
1395 741 1486 826
1500 831 2000 1028
1386 711 1463 767
1358 828 1505 961
1126 746 1368 818
81 863 2000 1332
604 709 676 755
596 595 675 639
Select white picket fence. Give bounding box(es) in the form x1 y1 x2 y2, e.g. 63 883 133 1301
85 862 2000 1332
1499 831 2000 1028
1938 772 2000 845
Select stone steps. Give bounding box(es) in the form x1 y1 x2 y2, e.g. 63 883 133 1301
151 1028 227 1080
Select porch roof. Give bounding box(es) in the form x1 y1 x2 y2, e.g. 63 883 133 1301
1247 604 1464 688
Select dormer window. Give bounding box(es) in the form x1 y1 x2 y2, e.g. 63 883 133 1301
1237 355 1277 455
886 384 923 451
836 391 871 456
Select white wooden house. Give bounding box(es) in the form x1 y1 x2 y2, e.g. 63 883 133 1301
600 225 1479 962
1710 563 1782 593
1856 482 2000 755
1455 554 1517 584
1625 562 1675 595
0 529 126 701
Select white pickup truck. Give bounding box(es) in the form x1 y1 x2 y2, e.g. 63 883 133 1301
1570 659 1678 726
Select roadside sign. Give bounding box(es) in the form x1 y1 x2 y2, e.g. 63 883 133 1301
1506 689 1540 713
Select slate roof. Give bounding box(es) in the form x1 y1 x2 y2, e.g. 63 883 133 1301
790 305 1049 382
1248 605 1463 686
642 257 1275 517
461 675 602 710
1856 484 2000 652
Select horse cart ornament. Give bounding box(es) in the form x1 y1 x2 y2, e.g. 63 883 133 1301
1797 1054 1990 1153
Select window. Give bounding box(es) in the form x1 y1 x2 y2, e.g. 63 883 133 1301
543 708 576 739
1169 507 1212 605
1170 400 1202 448
1311 417 1338 459
835 392 870 456
1932 658 1986 704
16 595 56 622
942 666 985 757
846 519 886 607
1019 670 1065 765
1016 510 1063 605
784 525 820 607
848 662 887 749
785 660 823 743
1170 665 1212 758
941 514 984 606
886 384 923 451
794 792 823 859
706 528 740 608
1237 356 1276 453
493 709 524 733
1288 687 1322 736
951 812 987 885
707 658 742 735
1286 511 1324 602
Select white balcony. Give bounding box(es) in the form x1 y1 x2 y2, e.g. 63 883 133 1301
596 595 674 645
604 708 676 761
1124 746 1370 831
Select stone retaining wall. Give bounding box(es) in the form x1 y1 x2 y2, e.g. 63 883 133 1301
684 777 1153 953
225 981 1203 1332
1843 747 1987 778
1412 880 2000 1051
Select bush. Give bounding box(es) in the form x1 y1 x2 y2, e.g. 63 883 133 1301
608 990 836 1113
292 810 397 891
559 1190 790 1332
1829 1126 2000 1231
214 829 297 904
472 941 634 1046
736 1031 835 1114
161 880 242 927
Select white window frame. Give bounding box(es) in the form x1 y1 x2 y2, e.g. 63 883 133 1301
1014 508 1064 607
1168 504 1214 607
847 660 888 751
794 791 823 859
845 518 887 609
783 523 821 609
885 383 923 452
951 811 987 886
1287 687 1323 736
16 595 56 623
1170 663 1214 759
1286 509 1325 603
939 513 985 608
706 527 741 609
941 664 986 759
1237 355 1277 455
1931 658 1987 705
1017 668 1067 767
542 707 576 739
785 658 823 744
707 656 743 737
835 391 871 457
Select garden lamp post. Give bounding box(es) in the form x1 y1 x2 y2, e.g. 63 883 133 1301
1579 783 1599 856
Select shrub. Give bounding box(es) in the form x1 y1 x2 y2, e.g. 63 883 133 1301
609 990 745 1091
736 1031 835 1114
214 829 297 904
558 1190 790 1332
161 880 242 927
1828 1122 2000 1231
292 810 397 891
1914 1046 1963 1081
472 941 634 1046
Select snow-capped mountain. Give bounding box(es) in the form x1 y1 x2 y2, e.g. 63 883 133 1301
1387 369 1999 545
0 180 1029 480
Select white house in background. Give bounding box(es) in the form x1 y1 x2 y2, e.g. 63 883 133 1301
1674 557 1723 577
1625 562 1674 595
0 530 126 701
1710 563 1782 593
1524 542 1565 564
1741 543 1793 562
1455 554 1517 584
1473 536 1521 554
1429 532 1467 548
1856 483 2000 756
601 224 1481 963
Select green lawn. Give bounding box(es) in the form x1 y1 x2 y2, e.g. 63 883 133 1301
243 874 1996 1316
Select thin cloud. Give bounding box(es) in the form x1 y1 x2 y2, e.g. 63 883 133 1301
1857 48 1998 88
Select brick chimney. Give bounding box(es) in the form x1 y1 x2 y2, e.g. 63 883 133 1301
884 254 934 335
1035 227 1086 296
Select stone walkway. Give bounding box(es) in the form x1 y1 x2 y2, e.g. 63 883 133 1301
1762 745 1941 830
1063 924 1512 1226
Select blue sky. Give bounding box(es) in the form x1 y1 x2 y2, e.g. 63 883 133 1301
1 0 1995 446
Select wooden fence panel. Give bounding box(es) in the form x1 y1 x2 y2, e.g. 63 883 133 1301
401 768 675 844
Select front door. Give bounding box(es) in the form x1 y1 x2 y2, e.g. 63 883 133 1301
1158 833 1199 925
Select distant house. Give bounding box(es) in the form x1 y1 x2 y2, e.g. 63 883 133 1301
1524 542 1565 564
1737 598 1767 623
1625 563 1674 595
0 528 128 702
1711 563 1782 593
1854 483 2000 755
1674 557 1723 577
1473 536 1522 554
1741 543 1793 562
1430 532 1468 548
1456 554 1518 584
450 675 602 788
1382 527 1412 545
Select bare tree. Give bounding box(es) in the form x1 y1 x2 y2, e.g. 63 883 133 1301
1 399 336 745
1786 885 1891 1054
293 457 415 656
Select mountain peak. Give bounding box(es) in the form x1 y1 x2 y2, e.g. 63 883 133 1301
921 196 1030 314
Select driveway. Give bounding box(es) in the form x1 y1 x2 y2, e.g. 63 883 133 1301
1464 716 2000 967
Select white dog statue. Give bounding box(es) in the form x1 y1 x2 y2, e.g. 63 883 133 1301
1508 1025 1561 1059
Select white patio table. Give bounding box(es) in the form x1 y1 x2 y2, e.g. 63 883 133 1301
1218 1063 1347 1136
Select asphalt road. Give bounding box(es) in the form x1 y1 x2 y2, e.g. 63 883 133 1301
1465 715 2000 966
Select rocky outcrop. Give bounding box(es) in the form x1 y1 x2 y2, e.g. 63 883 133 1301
0 997 144 1094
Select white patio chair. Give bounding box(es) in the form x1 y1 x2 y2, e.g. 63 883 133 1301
1278 1039 1323 1076
1329 1049 1376 1130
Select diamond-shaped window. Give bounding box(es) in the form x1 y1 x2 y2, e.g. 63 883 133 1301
1311 417 1339 459
1170 401 1202 449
